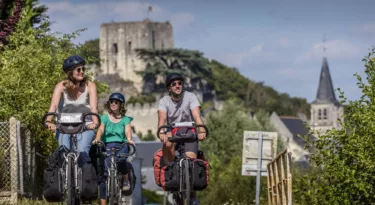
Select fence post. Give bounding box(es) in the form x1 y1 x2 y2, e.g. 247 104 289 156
9 117 18 204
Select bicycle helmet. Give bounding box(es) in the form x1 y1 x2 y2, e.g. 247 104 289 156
62 55 85 73
109 92 125 103
165 73 184 88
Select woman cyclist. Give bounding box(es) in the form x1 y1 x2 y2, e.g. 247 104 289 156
45 55 99 167
92 92 135 205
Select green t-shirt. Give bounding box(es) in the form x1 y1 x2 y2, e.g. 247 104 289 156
100 114 133 143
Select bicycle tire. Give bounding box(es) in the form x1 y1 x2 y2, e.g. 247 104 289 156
108 171 116 205
183 160 190 205
67 156 75 205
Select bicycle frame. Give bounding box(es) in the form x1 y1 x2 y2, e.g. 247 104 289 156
96 141 136 205
157 122 209 205
42 112 101 205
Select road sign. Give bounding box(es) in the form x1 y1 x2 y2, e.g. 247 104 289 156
242 131 278 205
241 131 278 176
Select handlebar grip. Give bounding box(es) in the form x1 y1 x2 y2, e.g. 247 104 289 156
42 112 58 128
157 125 172 139
83 112 101 129
196 124 209 138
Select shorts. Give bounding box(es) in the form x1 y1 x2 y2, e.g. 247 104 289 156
172 127 198 155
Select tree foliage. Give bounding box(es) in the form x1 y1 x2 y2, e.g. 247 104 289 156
198 99 275 204
296 48 375 204
0 11 108 155
135 48 212 85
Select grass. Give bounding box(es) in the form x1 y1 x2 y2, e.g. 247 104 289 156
0 198 98 205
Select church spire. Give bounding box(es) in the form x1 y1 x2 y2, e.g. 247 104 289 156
312 57 339 105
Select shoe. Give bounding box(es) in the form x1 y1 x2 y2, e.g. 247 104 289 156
122 179 130 191
190 198 199 205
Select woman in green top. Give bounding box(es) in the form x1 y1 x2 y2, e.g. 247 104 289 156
93 92 135 205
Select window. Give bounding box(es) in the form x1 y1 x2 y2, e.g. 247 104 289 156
114 61 117 69
323 108 327 119
112 43 118 54
162 40 164 48
318 109 322 120
128 41 132 54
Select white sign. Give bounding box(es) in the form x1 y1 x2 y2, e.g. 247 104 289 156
241 131 278 176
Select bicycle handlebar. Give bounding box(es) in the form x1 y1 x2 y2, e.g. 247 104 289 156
156 123 209 143
42 112 101 130
95 141 136 158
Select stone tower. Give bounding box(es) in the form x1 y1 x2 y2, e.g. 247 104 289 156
310 57 344 133
99 20 174 92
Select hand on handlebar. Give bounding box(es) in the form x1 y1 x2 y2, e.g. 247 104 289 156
92 138 101 145
46 122 56 131
127 139 136 146
87 123 98 130
159 132 172 144
198 132 206 141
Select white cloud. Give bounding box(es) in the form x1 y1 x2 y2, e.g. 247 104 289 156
295 40 361 63
43 0 195 43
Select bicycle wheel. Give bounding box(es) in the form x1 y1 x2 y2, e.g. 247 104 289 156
183 160 191 205
67 156 75 205
108 171 117 205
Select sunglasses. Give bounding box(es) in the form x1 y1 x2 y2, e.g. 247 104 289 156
110 100 120 105
170 81 183 87
76 67 85 73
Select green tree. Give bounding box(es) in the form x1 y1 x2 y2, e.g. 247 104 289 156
135 48 212 87
298 48 375 204
198 99 276 204
0 0 47 44
81 38 100 66
0 12 108 154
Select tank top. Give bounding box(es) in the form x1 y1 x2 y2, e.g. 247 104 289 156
58 85 92 124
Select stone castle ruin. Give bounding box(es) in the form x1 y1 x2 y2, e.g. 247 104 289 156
99 20 174 93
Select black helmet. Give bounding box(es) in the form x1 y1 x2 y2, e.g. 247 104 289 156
165 73 184 88
109 92 125 103
63 55 85 73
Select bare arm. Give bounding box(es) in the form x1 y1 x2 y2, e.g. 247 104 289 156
191 106 205 133
158 110 167 129
88 82 98 124
94 123 105 142
125 124 132 141
46 83 63 122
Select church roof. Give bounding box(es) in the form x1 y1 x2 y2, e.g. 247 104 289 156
312 57 340 105
279 116 314 148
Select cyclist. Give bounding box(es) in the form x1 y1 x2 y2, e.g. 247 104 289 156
45 55 99 167
92 92 135 205
158 73 207 205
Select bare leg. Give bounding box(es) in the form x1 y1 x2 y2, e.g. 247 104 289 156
162 133 175 164
100 199 107 205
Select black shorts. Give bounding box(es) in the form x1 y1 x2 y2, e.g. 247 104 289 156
172 127 198 155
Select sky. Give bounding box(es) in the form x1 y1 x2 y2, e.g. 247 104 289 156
39 0 375 103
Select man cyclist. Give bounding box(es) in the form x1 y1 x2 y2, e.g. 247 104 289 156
158 72 207 205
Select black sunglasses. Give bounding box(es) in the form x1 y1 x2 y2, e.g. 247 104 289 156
110 100 120 105
76 67 85 73
170 81 183 87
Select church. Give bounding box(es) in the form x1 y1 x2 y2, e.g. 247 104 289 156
270 56 344 163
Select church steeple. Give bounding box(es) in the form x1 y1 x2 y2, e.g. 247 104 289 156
312 57 339 105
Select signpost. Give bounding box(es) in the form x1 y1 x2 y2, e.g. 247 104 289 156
242 131 278 205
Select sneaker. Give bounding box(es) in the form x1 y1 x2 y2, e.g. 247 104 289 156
190 198 199 205
122 179 130 191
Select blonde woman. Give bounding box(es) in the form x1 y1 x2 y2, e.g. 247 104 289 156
45 55 99 167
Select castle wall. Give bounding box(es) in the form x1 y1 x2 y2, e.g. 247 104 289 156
100 21 173 93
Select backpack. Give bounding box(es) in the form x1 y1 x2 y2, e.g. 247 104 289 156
160 162 180 191
190 158 210 191
122 162 137 196
153 149 166 187
79 160 99 202
43 148 65 202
